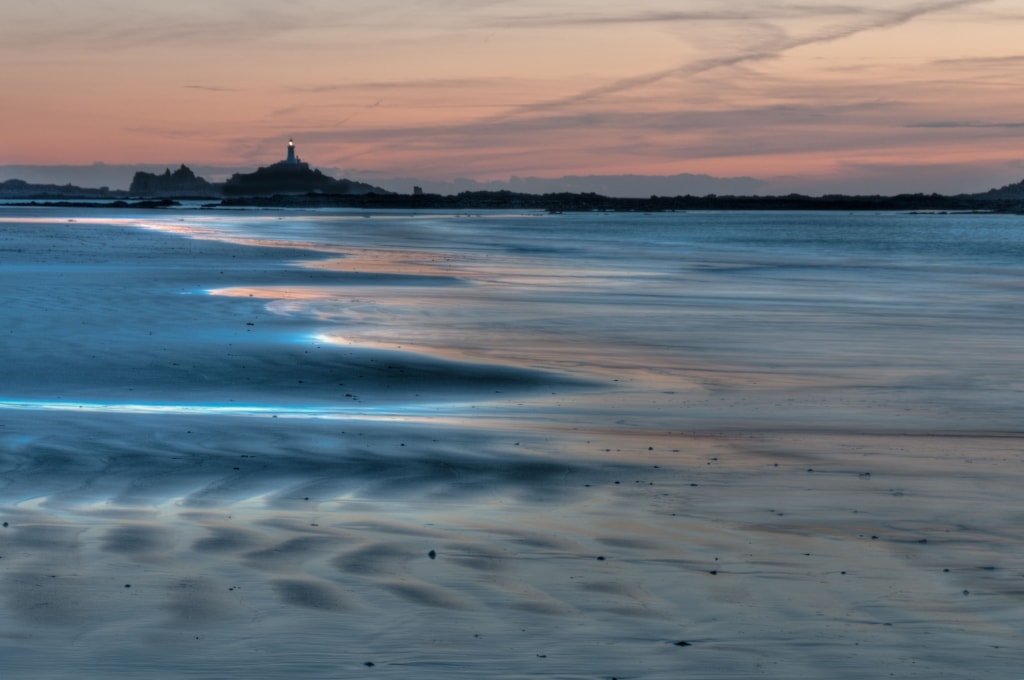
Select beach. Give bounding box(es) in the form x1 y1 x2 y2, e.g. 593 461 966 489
1 207 1023 678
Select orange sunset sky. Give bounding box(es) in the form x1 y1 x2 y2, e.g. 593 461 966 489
3 0 1024 194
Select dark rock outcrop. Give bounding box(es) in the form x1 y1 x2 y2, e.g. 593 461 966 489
129 165 219 197
973 179 1024 201
0 178 125 199
222 161 388 196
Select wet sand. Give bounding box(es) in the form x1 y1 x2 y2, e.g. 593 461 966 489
1 208 1023 678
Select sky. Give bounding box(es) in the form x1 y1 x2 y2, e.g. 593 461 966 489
3 0 1024 195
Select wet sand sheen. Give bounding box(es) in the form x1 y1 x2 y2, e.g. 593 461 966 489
1 208 1023 678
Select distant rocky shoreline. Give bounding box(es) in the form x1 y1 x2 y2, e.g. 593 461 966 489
7 154 1024 212
215 190 1006 213
6 188 1024 213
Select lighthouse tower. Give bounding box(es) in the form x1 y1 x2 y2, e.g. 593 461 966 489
286 139 298 164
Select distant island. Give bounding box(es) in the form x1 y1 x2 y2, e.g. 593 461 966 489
221 140 388 197
6 138 1024 212
127 140 388 198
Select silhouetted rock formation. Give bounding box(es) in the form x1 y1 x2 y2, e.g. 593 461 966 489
129 165 219 197
0 178 125 199
223 161 388 197
973 179 1024 200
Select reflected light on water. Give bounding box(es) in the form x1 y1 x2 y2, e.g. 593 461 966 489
0 398 463 423
209 285 354 300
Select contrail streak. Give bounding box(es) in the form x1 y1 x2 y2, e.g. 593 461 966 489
492 0 992 119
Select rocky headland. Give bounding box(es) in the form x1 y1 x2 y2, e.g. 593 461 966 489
129 164 219 198
222 161 387 196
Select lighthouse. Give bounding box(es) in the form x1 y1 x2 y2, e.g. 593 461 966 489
286 139 298 164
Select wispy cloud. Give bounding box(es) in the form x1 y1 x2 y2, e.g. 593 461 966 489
289 78 512 94
183 84 238 92
0 4 335 52
263 99 901 168
907 120 1024 128
489 5 867 28
485 0 993 118
933 54 1024 66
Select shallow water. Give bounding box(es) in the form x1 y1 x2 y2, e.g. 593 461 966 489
1 207 1023 678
